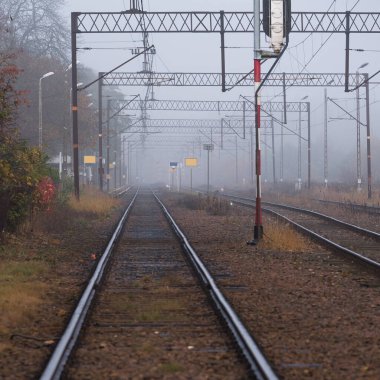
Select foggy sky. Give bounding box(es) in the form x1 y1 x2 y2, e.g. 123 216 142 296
60 0 380 186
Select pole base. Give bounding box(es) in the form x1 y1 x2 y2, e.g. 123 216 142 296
247 225 264 246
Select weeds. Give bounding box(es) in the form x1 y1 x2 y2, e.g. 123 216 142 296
178 193 232 216
262 219 311 252
159 362 184 374
68 187 120 217
0 261 48 337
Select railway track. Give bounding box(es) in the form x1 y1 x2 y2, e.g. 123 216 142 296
40 188 276 379
315 198 380 216
214 193 380 271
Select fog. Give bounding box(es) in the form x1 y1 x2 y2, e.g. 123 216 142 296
62 0 380 190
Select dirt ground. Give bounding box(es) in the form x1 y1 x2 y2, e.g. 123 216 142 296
1 189 379 379
162 192 380 380
0 193 126 380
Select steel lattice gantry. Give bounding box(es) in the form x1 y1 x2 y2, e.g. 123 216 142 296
71 9 377 198
120 118 290 139
74 11 380 33
102 72 365 88
110 99 308 113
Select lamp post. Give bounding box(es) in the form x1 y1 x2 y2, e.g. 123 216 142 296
39 72 55 149
64 82 83 177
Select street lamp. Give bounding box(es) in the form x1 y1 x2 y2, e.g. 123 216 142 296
64 82 84 175
39 71 55 149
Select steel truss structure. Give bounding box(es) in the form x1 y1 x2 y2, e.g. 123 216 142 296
122 118 255 132
110 99 308 113
71 9 376 199
74 12 380 34
102 72 365 88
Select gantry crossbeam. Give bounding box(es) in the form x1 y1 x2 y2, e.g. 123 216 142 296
121 118 276 133
74 12 380 34
102 72 365 87
110 99 308 113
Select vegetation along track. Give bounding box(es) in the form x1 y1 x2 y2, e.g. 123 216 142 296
40 188 277 379
220 193 380 271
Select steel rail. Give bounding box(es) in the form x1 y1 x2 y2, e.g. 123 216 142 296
315 198 380 215
153 192 278 380
109 185 132 197
227 194 380 241
218 193 380 270
40 188 139 380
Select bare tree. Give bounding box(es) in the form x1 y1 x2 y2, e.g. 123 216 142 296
0 0 69 61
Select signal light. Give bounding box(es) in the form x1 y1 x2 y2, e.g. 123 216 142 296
263 0 292 54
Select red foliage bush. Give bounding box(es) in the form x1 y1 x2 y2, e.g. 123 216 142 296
35 177 56 211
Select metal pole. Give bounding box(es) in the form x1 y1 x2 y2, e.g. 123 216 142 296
250 103 254 185
127 141 130 184
271 117 276 185
114 149 117 189
190 168 193 191
253 0 263 241
98 73 104 192
264 122 268 183
283 72 287 124
365 73 372 199
298 105 302 189
220 10 226 93
345 11 351 93
235 135 238 185
243 101 246 139
207 149 210 194
356 72 362 191
307 102 311 189
179 164 182 192
106 99 110 192
119 140 122 187
324 88 328 187
122 138 125 186
220 118 224 149
280 123 284 182
38 78 42 149
71 13 80 200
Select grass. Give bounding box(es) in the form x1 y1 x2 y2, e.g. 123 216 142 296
68 187 121 216
17 186 121 235
178 193 233 216
262 219 311 252
105 275 187 323
159 362 184 374
0 261 48 338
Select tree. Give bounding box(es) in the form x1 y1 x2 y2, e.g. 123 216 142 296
0 53 53 232
0 0 69 62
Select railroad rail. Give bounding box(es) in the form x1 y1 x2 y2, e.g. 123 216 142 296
315 198 380 216
108 185 132 197
209 192 380 271
40 188 277 379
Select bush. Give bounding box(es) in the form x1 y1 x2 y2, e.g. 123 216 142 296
0 137 54 231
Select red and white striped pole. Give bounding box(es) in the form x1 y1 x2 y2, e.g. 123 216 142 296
254 58 263 241
248 0 264 244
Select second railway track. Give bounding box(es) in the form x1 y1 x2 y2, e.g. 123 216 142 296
214 193 380 271
41 188 276 379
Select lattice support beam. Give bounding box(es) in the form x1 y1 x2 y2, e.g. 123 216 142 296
74 12 380 34
102 72 365 87
110 99 308 113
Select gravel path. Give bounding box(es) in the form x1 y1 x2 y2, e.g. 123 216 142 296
163 192 380 379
